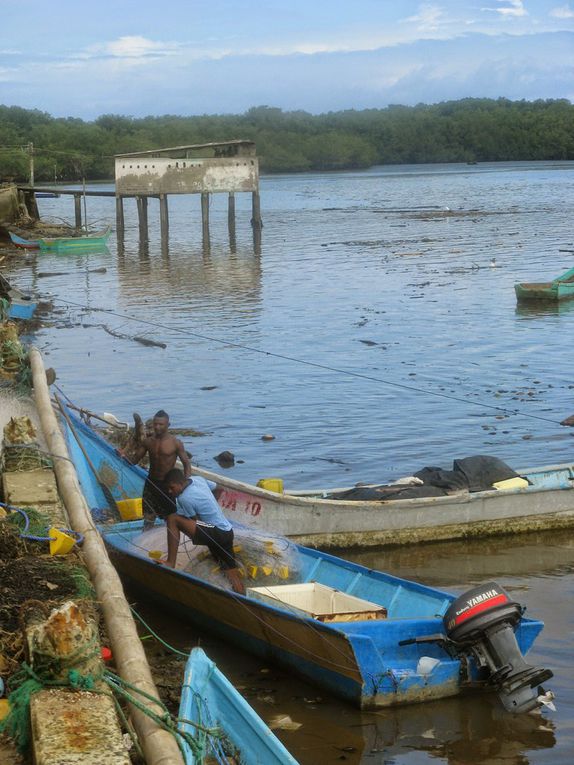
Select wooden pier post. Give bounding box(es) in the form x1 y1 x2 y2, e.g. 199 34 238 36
115 195 125 240
228 192 236 250
136 195 148 243
73 193 82 230
201 192 210 246
159 193 169 249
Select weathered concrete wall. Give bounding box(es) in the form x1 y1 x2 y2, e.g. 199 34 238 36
115 156 259 195
0 186 19 222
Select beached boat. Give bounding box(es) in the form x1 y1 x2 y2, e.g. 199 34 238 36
9 226 111 253
8 231 40 250
515 264 574 302
38 225 111 253
62 405 553 714
61 404 574 549
0 272 37 320
179 647 297 764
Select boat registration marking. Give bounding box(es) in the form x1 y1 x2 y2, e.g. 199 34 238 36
219 490 262 517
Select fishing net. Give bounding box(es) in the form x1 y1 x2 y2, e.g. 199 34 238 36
132 523 302 590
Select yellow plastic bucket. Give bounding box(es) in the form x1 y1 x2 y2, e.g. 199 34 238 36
116 497 143 521
256 478 284 494
49 527 76 556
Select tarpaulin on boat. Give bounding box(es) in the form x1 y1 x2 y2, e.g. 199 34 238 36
327 455 519 501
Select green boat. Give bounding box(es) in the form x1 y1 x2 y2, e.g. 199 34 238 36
38 225 111 253
515 264 574 302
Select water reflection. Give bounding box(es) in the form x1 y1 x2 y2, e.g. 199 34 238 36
358 696 555 764
348 529 574 587
115 241 262 321
515 299 574 318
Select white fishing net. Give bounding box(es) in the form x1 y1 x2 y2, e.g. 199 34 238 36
132 522 301 590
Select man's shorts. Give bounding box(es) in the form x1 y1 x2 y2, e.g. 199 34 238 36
192 523 236 570
142 478 176 527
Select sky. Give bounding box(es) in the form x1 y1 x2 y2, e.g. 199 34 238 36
1 0 573 120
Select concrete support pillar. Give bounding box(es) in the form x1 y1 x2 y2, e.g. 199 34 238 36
201 192 210 247
22 190 40 221
251 190 262 229
136 195 148 243
74 193 82 229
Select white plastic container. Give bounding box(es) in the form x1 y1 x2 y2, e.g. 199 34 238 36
246 582 387 622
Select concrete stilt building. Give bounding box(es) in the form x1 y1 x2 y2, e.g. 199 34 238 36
114 140 261 250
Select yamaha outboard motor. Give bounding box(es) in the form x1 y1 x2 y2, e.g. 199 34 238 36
444 581 553 714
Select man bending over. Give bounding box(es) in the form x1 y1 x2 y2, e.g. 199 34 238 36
164 468 245 595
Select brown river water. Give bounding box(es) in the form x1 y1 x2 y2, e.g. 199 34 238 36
7 161 574 762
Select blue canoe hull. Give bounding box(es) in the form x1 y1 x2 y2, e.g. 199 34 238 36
179 647 297 764
62 406 545 709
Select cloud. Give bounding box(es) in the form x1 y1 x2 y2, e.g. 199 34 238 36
403 4 447 31
87 36 181 60
482 1 527 17
550 4 574 18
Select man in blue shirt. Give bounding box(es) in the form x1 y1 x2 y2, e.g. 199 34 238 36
164 468 245 594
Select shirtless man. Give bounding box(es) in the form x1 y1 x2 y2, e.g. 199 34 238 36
123 410 191 530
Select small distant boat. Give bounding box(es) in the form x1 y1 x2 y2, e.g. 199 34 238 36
9 231 40 250
38 225 112 253
0 272 37 320
515 265 574 302
178 647 298 765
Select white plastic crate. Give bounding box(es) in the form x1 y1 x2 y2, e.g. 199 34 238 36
246 582 386 622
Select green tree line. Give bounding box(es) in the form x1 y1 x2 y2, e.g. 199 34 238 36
0 98 573 181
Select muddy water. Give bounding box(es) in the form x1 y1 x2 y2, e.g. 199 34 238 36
7 161 574 761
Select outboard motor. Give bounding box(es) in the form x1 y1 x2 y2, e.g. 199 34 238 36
444 581 553 714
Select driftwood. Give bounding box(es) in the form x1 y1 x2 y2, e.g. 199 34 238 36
29 346 184 765
103 325 166 348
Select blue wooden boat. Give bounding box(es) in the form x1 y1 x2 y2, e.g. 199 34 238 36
8 231 40 249
62 405 553 714
179 647 298 764
515 264 574 302
0 272 37 320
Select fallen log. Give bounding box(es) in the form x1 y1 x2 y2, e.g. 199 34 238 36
29 346 184 765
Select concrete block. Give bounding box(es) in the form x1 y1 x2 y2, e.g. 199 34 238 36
30 689 131 765
2 469 59 505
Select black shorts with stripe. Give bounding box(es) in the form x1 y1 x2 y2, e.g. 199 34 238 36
192 523 236 570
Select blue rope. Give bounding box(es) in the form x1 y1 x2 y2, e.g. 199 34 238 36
1 504 84 546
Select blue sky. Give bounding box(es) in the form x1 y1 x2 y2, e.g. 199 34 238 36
1 0 573 119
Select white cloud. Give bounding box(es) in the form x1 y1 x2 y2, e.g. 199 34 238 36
87 36 181 60
482 1 528 17
550 4 574 18
403 4 446 31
